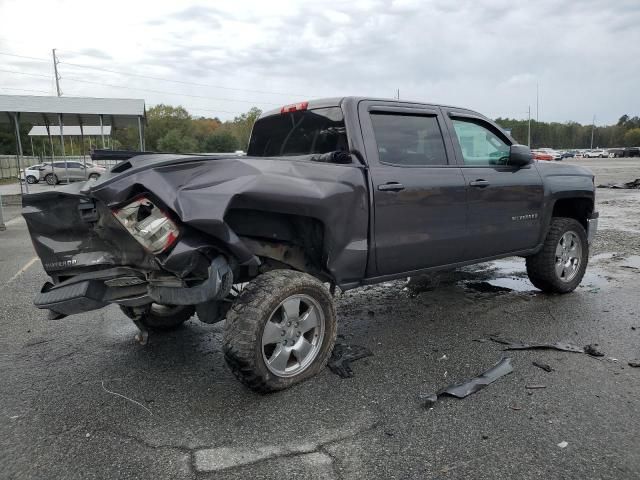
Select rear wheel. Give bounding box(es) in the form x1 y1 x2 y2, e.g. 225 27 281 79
223 270 337 393
26 175 37 184
526 217 588 293
120 304 195 331
45 173 58 185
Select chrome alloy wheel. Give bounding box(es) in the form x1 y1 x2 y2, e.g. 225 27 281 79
555 231 582 282
261 294 325 377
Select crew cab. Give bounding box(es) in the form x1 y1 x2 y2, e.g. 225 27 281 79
22 97 598 392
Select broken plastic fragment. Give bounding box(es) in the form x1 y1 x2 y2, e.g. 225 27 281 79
583 344 605 357
419 357 513 407
328 344 373 378
490 337 584 353
532 361 554 372
557 441 568 449
628 361 640 368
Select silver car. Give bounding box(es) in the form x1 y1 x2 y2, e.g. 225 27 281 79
40 161 107 185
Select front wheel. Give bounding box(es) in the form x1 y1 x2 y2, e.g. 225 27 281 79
223 270 337 393
45 173 58 185
526 217 588 293
26 175 37 184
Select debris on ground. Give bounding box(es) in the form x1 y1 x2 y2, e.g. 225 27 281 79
532 361 554 372
438 354 448 361
597 178 640 189
419 357 513 407
525 384 546 389
628 360 640 368
583 344 605 357
328 343 373 378
490 337 584 353
557 441 568 449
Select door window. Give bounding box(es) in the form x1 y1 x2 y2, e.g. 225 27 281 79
370 113 447 166
452 119 510 166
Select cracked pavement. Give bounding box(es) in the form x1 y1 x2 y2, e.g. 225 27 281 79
1 158 639 479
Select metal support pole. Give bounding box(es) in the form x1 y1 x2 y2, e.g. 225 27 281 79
58 113 69 184
99 114 105 148
11 113 27 195
138 116 145 151
80 122 87 179
527 106 531 147
0 195 5 231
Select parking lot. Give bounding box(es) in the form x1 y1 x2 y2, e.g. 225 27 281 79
1 157 639 479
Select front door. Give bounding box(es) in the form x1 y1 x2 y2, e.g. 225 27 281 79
359 102 468 276
445 113 544 259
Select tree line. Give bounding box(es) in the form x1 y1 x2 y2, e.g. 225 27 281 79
495 115 640 149
1 106 639 156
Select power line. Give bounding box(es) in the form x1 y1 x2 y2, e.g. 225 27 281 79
0 51 50 62
0 86 51 94
0 68 51 78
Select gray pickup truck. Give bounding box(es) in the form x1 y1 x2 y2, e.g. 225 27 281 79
23 97 598 392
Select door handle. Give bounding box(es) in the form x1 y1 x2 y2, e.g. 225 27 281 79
469 179 490 188
378 182 405 192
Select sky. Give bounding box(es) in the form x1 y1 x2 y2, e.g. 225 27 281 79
0 0 638 125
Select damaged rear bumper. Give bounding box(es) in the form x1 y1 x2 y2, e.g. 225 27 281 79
34 256 232 316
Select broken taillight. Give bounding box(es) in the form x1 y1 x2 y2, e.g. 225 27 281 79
280 101 309 114
112 197 179 254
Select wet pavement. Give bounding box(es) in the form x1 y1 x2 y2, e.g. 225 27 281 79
1 158 639 479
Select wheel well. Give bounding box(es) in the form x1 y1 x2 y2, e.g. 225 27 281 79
224 208 326 277
552 198 593 229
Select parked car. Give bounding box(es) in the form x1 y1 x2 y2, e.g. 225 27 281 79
537 148 562 161
608 148 625 158
561 151 576 159
19 164 46 184
23 97 598 392
39 161 107 185
585 149 608 158
623 147 640 157
531 150 554 161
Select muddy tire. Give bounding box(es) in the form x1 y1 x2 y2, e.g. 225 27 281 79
526 217 588 293
120 304 194 331
45 173 58 185
223 270 337 393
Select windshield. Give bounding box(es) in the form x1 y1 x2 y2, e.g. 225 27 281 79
247 107 348 157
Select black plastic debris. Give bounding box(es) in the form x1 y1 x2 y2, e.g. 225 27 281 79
533 361 554 372
490 337 584 353
628 361 640 368
597 178 640 189
328 343 373 378
419 357 513 407
583 344 605 357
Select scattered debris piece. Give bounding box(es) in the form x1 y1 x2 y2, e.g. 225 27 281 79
532 361 554 372
482 434 489 440
419 357 513 407
490 337 584 353
510 405 522 411
466 281 512 293
597 178 640 189
328 344 373 378
628 360 640 368
101 381 152 415
557 441 568 449
525 384 547 389
583 344 605 357
438 354 448 361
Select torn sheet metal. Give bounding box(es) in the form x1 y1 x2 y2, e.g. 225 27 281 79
328 343 373 378
420 357 513 407
490 337 584 353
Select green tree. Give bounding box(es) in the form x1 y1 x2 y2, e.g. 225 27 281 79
157 129 197 153
623 128 640 147
202 130 239 152
230 107 262 150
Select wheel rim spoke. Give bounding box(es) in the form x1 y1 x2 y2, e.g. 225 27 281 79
297 307 319 334
262 320 283 346
292 338 313 363
268 346 291 372
281 297 300 322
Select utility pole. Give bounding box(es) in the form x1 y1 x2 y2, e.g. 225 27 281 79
396 88 400 100
52 48 62 97
527 106 531 147
536 82 539 123
590 115 596 149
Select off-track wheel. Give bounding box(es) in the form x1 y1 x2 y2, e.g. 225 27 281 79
526 217 588 293
223 270 337 393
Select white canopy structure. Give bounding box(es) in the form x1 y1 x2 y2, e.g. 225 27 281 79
28 125 112 136
0 94 146 194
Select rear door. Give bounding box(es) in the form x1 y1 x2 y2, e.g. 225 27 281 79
442 110 544 259
359 101 468 276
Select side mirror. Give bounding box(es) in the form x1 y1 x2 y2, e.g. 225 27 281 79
509 144 533 167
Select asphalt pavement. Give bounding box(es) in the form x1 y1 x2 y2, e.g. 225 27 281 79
1 158 639 479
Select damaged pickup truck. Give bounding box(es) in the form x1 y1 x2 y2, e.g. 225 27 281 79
23 97 598 392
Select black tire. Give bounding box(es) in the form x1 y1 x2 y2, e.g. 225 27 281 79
26 175 37 184
526 217 588 293
89 173 100 180
120 304 194 331
223 270 337 393
45 173 58 185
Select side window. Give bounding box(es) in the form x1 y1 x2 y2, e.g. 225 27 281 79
452 119 510 166
370 113 448 166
